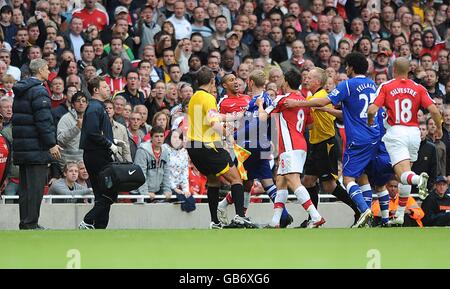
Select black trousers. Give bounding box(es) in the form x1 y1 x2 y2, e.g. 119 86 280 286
434 214 450 226
18 164 48 229
83 149 113 229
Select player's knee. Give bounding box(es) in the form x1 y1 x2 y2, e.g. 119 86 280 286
226 167 243 184
207 176 220 186
357 174 369 184
260 178 274 188
286 174 301 189
243 180 253 191
374 185 386 192
302 175 317 188
321 180 336 193
343 176 355 187
275 175 285 188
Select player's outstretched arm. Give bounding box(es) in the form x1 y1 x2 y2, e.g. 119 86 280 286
219 111 245 122
367 103 379 126
284 98 330 108
315 106 343 120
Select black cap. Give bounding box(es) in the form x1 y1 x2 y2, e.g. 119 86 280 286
435 176 447 184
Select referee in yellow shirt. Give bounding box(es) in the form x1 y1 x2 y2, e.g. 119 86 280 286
186 66 257 229
301 67 359 226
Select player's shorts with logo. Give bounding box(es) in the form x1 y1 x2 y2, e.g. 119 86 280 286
382 125 420 165
364 142 394 186
277 150 307 175
304 137 339 181
238 149 273 180
342 140 379 179
187 141 234 177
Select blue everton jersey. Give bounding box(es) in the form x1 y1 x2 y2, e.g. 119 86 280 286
235 91 273 151
377 107 387 137
328 76 380 145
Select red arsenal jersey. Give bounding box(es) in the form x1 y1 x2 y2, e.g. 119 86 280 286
266 92 312 154
105 75 126 95
419 42 446 62
72 8 109 31
0 135 9 188
217 94 251 114
373 78 434 127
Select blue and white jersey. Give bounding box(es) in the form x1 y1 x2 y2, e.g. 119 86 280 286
247 91 272 114
377 107 387 138
328 76 380 145
235 91 273 151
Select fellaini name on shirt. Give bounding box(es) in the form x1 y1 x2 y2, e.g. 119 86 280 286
356 83 376 93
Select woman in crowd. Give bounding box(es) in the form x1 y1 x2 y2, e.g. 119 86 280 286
163 129 190 200
104 56 127 95
48 161 93 203
152 111 171 139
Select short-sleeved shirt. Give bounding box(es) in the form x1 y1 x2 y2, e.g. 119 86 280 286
328 76 380 145
266 92 312 154
72 8 109 31
217 93 251 114
307 89 335 144
187 89 221 143
235 91 273 151
373 78 434 127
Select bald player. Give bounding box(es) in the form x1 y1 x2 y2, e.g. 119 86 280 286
368 57 443 226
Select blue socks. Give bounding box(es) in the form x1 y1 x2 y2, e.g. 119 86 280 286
346 182 369 213
377 190 390 224
360 184 373 208
265 184 289 220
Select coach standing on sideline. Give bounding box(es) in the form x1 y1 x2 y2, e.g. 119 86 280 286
12 59 62 230
79 76 122 230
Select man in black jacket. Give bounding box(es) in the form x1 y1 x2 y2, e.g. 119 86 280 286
270 26 298 64
421 176 450 226
412 122 437 196
12 59 62 230
79 76 124 229
113 70 145 107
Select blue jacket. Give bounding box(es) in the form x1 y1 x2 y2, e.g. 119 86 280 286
12 77 56 165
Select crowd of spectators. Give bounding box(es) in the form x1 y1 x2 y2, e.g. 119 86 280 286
0 0 449 224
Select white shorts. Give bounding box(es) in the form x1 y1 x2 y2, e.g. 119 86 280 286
382 125 420 166
277 150 307 175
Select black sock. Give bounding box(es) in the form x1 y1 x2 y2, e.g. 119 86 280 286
332 181 359 215
207 187 220 224
231 184 245 217
307 185 319 208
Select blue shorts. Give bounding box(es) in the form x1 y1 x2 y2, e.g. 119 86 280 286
343 142 379 178
365 143 394 187
239 150 273 181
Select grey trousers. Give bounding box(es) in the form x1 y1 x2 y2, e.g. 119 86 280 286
18 164 47 229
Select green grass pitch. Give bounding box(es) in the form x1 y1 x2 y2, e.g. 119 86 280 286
0 228 449 269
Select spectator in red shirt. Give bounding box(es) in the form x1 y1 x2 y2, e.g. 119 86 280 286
72 0 109 31
420 30 446 62
189 160 207 202
104 56 127 95
50 77 66 108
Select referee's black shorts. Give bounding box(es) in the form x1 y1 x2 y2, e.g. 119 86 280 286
187 141 234 177
304 137 339 182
